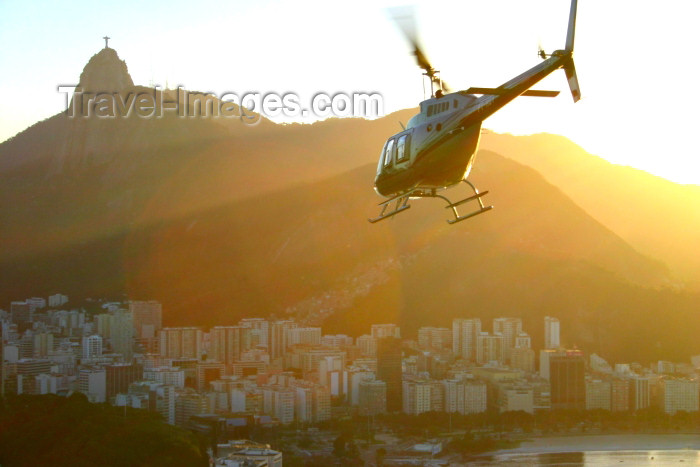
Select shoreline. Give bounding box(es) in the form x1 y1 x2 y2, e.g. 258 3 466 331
487 433 700 456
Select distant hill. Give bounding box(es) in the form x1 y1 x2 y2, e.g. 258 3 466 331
481 132 700 286
0 47 697 363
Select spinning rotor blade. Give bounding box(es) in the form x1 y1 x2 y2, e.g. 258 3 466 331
389 6 435 76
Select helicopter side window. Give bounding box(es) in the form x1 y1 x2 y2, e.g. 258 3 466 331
396 134 410 163
383 139 395 167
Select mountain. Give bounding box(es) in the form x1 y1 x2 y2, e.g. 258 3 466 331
480 132 700 286
1 47 697 364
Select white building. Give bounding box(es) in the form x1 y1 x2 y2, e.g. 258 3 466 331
143 367 186 388
159 327 203 360
285 327 321 348
356 335 377 357
48 294 69 308
442 378 487 415
78 367 106 403
403 380 433 415
321 334 353 348
109 310 134 361
239 318 269 348
82 335 103 359
544 316 560 350
209 326 251 365
476 332 505 365
346 367 375 405
662 378 699 415
262 386 295 424
586 379 612 411
371 324 401 339
452 318 481 361
493 318 523 361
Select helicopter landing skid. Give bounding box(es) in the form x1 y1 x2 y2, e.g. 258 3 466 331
369 180 493 224
368 192 412 223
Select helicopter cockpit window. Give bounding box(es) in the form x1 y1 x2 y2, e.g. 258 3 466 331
383 139 395 167
396 134 409 162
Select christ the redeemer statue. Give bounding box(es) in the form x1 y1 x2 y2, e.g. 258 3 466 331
103 36 110 49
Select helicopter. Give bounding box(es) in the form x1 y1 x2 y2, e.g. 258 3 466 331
370 0 581 224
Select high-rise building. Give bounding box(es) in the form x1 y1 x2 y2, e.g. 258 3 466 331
319 355 344 397
359 379 387 416
95 313 111 338
143 367 186 388
442 378 488 415
109 310 134 361
586 379 612 410
514 332 531 350
476 332 505 365
661 378 699 415
377 336 402 412
286 327 322 348
496 383 535 413
106 363 143 399
346 367 375 406
262 386 295 424
321 334 353 348
33 332 54 358
356 335 377 357
129 301 162 339
452 318 481 361
417 327 452 351
239 318 269 348
544 316 560 350
48 294 69 308
550 350 585 410
539 349 557 380
78 367 106 403
371 324 400 339
510 347 535 373
25 297 46 310
175 389 210 427
209 326 251 365
270 320 296 360
292 382 331 423
159 327 203 360
611 378 630 412
196 361 225 392
82 335 103 359
152 384 176 425
493 318 523 361
630 377 651 411
11 302 32 332
402 379 433 415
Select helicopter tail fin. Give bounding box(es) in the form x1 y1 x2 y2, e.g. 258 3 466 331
565 0 578 52
564 0 580 102
564 59 581 102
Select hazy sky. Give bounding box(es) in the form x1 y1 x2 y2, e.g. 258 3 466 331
1 0 698 184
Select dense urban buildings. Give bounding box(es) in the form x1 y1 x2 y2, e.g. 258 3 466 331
3 294 700 439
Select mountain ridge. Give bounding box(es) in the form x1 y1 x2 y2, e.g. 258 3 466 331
0 48 697 363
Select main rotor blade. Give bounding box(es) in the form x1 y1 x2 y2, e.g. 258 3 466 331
389 6 435 75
